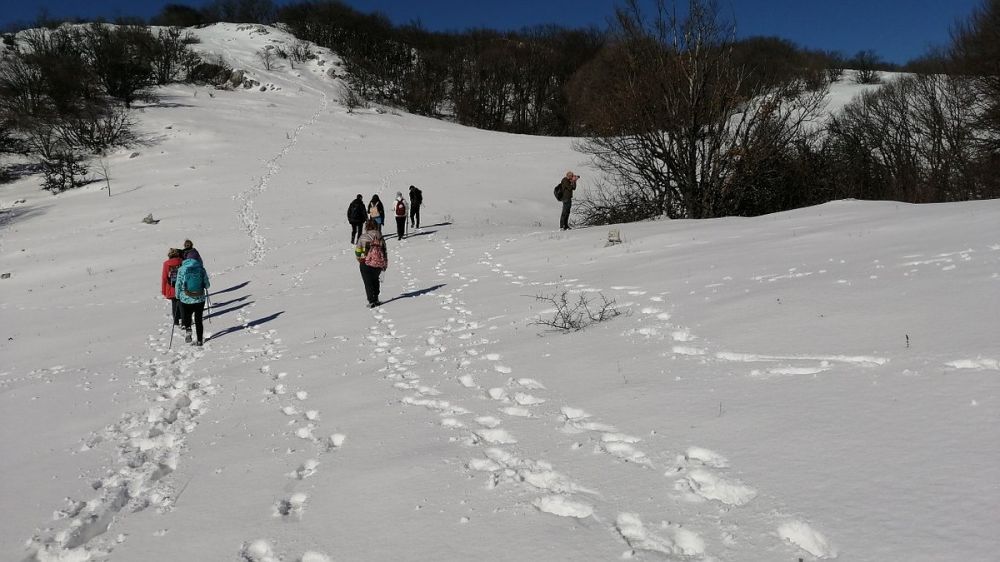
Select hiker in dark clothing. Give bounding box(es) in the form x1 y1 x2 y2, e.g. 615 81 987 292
347 194 367 244
408 185 423 229
393 191 407 241
557 171 579 230
355 219 388 308
368 195 385 231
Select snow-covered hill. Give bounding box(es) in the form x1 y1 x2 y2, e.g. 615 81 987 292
1 24 998 562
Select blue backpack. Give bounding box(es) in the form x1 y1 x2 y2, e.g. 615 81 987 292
182 263 205 297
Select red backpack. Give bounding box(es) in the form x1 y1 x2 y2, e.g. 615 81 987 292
364 237 387 269
395 200 406 217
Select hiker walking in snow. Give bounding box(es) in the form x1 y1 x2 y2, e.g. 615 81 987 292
408 185 423 229
182 239 203 262
557 171 579 231
347 194 367 244
161 248 183 327
355 219 388 308
175 255 211 346
368 195 385 231
393 191 407 241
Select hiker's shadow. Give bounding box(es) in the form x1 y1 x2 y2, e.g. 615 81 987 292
209 311 284 341
213 281 250 295
401 229 438 240
206 299 252 320
380 284 446 306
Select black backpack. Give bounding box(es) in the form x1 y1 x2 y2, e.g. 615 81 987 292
553 184 563 201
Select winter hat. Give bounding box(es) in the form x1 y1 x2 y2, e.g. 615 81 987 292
396 191 403 200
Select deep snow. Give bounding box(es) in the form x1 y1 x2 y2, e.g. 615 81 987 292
1 23 998 562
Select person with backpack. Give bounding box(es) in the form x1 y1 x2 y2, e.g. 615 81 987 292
408 185 423 229
174 255 211 346
354 219 388 308
161 248 183 327
556 171 579 231
182 239 203 262
393 191 407 241
347 194 367 244
368 195 384 231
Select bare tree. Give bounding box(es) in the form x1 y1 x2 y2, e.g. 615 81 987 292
256 47 276 70
850 49 882 84
572 0 828 220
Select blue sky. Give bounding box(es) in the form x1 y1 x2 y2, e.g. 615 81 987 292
0 0 983 64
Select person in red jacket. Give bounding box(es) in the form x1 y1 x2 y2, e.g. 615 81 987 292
161 248 183 326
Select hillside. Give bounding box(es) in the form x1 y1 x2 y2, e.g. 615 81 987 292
1 24 998 562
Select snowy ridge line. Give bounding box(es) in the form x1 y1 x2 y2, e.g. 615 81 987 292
25 327 213 561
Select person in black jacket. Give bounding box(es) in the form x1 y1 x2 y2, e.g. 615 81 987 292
557 171 579 230
408 185 423 229
347 194 367 244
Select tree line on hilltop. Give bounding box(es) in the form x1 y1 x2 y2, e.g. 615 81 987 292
0 0 997 220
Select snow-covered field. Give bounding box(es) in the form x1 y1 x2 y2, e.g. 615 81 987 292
1 24 998 562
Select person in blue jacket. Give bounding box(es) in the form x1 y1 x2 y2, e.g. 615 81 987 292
175 257 211 346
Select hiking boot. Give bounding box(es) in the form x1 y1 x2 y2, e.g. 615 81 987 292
194 340 203 347
184 331 192 343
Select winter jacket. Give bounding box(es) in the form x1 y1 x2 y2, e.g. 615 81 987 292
393 198 407 217
409 187 423 206
161 257 183 299
174 258 211 305
558 177 576 201
348 199 367 224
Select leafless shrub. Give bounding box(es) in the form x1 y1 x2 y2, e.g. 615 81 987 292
531 290 627 332
256 48 276 70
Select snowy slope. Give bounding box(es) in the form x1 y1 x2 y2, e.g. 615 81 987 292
1 24 998 562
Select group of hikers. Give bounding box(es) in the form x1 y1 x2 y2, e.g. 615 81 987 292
351 171 578 309
159 173 579 332
349 185 423 308
160 239 210 346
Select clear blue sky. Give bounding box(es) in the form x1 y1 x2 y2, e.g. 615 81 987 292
0 0 984 64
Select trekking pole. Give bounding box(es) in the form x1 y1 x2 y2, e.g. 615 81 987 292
205 291 213 324
169 322 175 349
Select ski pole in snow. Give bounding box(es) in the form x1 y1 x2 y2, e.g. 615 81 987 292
205 290 213 324
169 322 175 349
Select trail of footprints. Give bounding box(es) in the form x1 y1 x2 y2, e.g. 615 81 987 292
25 325 214 560
359 239 747 558
374 239 836 559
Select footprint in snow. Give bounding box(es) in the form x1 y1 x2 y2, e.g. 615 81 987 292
678 469 757 506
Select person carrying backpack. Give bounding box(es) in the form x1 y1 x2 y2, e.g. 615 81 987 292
175 256 211 346
347 194 367 244
354 219 388 308
408 185 423 229
182 239 203 262
393 191 407 241
161 248 183 327
557 171 579 230
368 195 384 231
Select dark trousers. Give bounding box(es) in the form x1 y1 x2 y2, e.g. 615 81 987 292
350 222 363 244
560 199 573 229
181 301 206 343
395 216 406 240
359 263 381 305
410 204 420 228
171 298 182 326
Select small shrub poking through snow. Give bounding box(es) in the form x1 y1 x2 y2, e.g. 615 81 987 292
531 290 627 332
